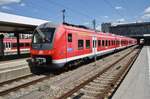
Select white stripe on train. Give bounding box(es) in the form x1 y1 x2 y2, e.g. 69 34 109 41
52 44 134 64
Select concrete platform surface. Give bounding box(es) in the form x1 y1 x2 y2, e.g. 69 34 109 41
0 58 27 71
0 58 30 83
112 46 150 99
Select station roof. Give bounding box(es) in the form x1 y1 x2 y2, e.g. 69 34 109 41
0 12 49 33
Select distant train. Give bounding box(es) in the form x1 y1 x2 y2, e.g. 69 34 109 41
3 38 31 55
30 22 137 68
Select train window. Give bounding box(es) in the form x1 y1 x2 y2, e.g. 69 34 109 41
117 40 119 45
68 33 72 42
78 40 84 50
12 43 17 47
5 42 8 48
113 41 115 45
106 40 108 46
20 43 24 47
111 40 113 45
25 43 30 47
98 40 101 47
102 40 105 47
108 40 110 46
86 40 90 49
93 40 94 48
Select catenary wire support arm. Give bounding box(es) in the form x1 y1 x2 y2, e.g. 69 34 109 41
93 19 97 66
62 9 66 23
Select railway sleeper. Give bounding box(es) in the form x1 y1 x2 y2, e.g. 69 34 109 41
84 86 105 92
79 88 103 97
89 82 109 87
92 79 111 84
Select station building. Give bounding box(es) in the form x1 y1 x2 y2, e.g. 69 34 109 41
101 22 150 45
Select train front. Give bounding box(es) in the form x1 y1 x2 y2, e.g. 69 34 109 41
30 22 57 68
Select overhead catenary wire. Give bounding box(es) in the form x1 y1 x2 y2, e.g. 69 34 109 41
46 0 94 20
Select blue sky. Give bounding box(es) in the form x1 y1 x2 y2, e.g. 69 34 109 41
0 0 150 28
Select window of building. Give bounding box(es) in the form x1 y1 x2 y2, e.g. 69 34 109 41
86 40 90 48
68 33 72 42
78 40 84 49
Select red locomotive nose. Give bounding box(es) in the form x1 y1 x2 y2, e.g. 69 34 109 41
30 49 54 65
31 49 54 56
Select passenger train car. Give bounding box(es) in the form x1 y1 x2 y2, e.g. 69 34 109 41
30 22 137 68
3 38 31 55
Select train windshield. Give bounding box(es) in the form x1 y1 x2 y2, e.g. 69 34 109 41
33 28 55 44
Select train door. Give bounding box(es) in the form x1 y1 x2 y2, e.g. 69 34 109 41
119 38 122 47
92 36 97 55
67 32 74 58
8 42 11 50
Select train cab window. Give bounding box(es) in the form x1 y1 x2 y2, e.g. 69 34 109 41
98 40 101 47
68 33 72 42
86 40 90 49
78 40 84 50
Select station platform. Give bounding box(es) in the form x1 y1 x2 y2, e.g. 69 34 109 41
0 58 31 83
112 46 150 99
0 53 30 62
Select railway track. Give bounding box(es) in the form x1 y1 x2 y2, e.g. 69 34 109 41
0 46 140 98
57 46 141 99
0 74 52 96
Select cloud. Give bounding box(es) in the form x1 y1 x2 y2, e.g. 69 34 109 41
0 0 21 5
115 6 123 10
96 25 101 31
1 5 11 10
144 6 150 14
141 6 150 20
20 2 25 7
141 14 150 19
116 18 125 22
104 16 109 18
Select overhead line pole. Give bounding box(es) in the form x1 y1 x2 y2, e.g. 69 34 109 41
93 19 97 66
62 9 66 23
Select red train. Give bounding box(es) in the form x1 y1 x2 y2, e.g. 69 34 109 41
3 38 31 55
30 22 137 68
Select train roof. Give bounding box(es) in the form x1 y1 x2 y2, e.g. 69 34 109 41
37 22 136 40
